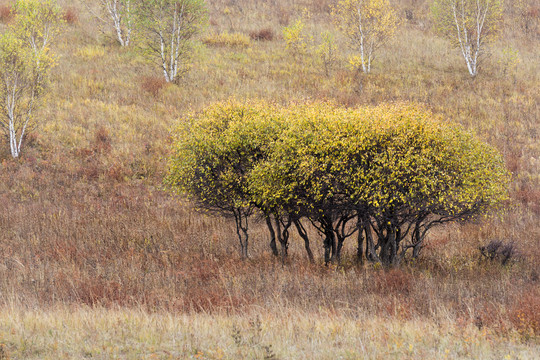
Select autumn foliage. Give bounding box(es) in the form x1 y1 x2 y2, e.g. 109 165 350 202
166 101 510 265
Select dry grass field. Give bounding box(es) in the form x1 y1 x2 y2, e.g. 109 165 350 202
0 0 538 358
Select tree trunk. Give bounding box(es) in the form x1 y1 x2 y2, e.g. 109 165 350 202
356 224 364 264
234 210 249 259
323 227 337 265
380 227 397 266
363 217 378 262
241 227 249 259
336 233 345 263
265 215 279 257
275 218 291 262
293 219 314 263
412 223 424 259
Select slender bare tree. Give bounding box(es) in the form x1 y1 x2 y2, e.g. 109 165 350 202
136 0 207 83
334 0 400 74
432 0 503 77
94 0 133 47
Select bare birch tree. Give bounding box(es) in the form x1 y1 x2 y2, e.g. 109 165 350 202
93 0 134 47
136 0 207 83
14 0 62 59
0 0 61 158
334 0 399 74
432 0 503 77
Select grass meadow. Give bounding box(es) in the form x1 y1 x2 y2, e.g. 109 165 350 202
0 0 538 358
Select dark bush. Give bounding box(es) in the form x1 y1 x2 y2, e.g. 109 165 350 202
479 240 519 265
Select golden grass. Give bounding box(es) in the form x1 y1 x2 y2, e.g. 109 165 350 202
0 306 538 359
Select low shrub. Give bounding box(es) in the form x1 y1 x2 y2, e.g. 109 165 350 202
479 240 519 265
374 268 413 295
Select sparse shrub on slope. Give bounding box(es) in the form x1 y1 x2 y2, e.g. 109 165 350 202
249 27 274 41
0 4 13 23
203 32 251 48
63 6 78 25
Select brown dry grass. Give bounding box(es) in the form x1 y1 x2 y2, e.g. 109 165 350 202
0 0 538 356
0 3 12 23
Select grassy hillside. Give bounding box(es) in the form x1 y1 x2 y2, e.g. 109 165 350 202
0 0 538 358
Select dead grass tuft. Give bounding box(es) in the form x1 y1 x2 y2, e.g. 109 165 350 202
204 32 251 47
374 268 413 295
93 126 111 153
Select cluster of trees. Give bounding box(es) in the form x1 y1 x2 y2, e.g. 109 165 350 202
0 0 207 158
95 0 503 81
93 0 207 83
332 0 503 77
0 0 510 158
166 101 510 265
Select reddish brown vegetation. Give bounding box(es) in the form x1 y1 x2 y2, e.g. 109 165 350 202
141 76 167 97
374 268 412 295
63 7 78 25
0 4 12 23
510 290 540 337
0 144 537 340
250 28 274 41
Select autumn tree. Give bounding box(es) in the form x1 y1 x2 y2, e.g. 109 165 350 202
165 101 284 258
135 0 207 83
316 31 338 77
0 0 62 158
282 18 309 59
333 0 399 73
13 0 62 57
94 0 134 47
432 0 503 77
337 104 510 265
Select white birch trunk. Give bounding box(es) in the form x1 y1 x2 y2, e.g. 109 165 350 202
159 3 187 83
357 6 368 73
451 0 493 77
102 0 132 47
